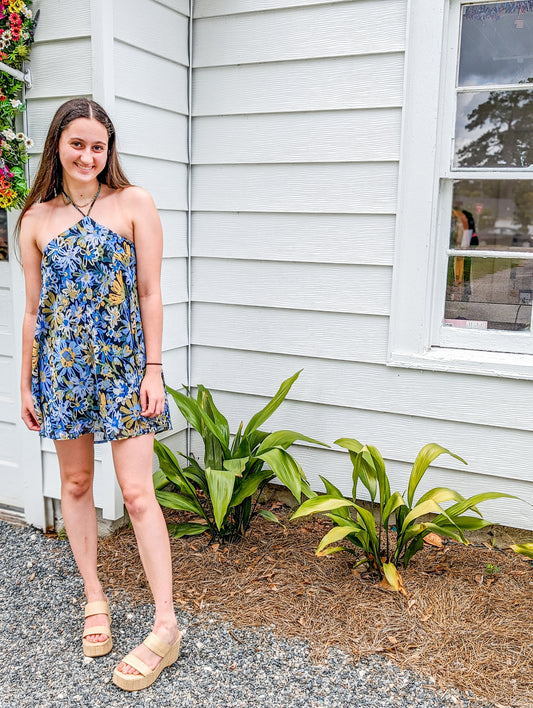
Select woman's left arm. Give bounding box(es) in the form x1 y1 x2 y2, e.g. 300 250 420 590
129 187 166 418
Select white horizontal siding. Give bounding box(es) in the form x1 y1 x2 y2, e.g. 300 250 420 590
193 109 402 164
113 0 189 65
155 0 189 15
193 163 397 213
192 346 533 432
33 0 91 42
120 156 188 211
194 0 373 18
160 211 188 259
115 99 188 163
114 41 188 114
193 53 404 116
193 259 392 315
192 212 395 265
28 39 92 99
193 304 389 363
194 0 406 66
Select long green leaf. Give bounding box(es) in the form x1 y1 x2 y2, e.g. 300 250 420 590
335 438 364 454
353 449 377 502
291 495 355 520
407 443 467 506
257 447 305 501
152 469 168 491
511 543 533 559
401 498 447 530
317 546 357 557
402 522 465 545
382 491 406 525
243 370 302 437
383 563 401 591
436 492 517 520
205 467 236 530
154 439 198 501
367 445 390 509
166 385 204 431
257 429 329 454
155 490 204 516
300 480 319 499
258 509 281 523
416 487 466 507
317 524 361 554
319 475 351 519
230 468 274 507
198 385 230 447
168 522 208 538
223 457 249 476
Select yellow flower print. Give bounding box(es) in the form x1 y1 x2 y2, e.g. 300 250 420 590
108 271 126 306
99 390 107 417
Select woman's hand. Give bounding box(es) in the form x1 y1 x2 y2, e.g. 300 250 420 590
21 390 40 431
140 368 166 418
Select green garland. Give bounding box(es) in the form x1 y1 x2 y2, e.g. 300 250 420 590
0 0 37 210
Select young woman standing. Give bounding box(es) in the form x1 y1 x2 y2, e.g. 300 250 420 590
19 97 180 691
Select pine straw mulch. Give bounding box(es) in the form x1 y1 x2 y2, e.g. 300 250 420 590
98 507 533 708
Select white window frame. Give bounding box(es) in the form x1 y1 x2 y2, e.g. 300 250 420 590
388 0 533 380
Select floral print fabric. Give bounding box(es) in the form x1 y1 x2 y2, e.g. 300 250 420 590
31 215 172 442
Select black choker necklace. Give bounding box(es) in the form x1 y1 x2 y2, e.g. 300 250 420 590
62 183 101 216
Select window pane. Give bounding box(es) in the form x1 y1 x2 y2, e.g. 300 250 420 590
0 209 7 261
449 179 533 251
459 2 533 87
454 89 533 168
445 256 532 331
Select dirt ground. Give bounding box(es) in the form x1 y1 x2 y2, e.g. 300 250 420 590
97 506 533 708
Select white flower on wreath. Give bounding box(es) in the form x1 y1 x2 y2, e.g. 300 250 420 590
3 30 12 41
25 137 33 148
16 132 25 140
21 7 32 18
10 99 22 109
22 31 29 40
3 129 16 141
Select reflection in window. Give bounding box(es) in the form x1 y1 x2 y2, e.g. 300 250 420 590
455 90 533 168
455 2 533 170
445 257 531 331
0 209 7 260
459 2 533 87
449 179 533 252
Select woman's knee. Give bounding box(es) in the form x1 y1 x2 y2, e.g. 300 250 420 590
61 468 93 499
121 485 153 519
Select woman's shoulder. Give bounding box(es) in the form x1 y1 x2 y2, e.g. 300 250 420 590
20 199 57 238
115 185 155 209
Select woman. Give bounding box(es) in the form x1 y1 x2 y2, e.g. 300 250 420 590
19 97 180 691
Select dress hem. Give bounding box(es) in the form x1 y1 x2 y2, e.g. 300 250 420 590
38 423 172 444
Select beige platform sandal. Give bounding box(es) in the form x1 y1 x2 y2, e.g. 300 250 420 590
112 631 181 691
82 600 113 657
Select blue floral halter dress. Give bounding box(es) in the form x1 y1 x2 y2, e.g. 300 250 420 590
31 191 172 442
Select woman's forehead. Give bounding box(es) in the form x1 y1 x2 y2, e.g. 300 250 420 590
61 118 108 142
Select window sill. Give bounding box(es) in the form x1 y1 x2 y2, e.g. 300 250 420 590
388 347 533 380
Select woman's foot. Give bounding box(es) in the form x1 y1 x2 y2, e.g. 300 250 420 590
116 622 179 675
84 593 110 645
82 595 113 656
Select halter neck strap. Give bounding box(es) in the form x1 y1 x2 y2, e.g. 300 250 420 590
62 183 101 218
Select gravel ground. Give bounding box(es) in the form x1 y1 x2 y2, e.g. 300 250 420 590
0 520 494 708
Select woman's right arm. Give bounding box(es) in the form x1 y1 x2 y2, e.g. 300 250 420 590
19 213 42 431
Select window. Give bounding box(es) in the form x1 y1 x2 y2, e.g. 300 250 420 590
389 0 533 377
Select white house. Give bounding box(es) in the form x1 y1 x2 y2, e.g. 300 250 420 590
1 0 532 531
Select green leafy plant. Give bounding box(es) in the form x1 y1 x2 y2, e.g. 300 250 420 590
292 439 517 591
0 1 37 210
485 562 499 576
511 543 533 560
154 370 328 543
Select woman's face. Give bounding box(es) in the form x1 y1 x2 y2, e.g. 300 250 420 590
58 117 109 186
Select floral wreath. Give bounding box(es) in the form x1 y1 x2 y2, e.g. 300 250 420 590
0 0 37 210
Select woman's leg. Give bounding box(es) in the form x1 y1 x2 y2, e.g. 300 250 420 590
55 434 109 644
111 433 178 674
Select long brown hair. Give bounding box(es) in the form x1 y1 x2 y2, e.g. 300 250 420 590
16 97 131 234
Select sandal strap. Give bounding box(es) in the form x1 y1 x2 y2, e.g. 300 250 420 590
143 631 172 657
84 601 110 621
83 625 110 639
120 652 152 677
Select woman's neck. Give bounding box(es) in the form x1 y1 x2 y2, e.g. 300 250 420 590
62 176 101 205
